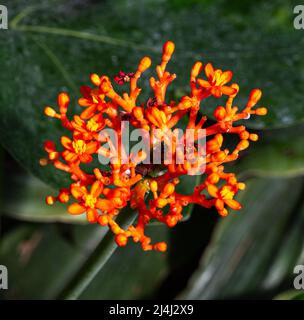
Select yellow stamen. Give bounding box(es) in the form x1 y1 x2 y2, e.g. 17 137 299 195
84 194 97 208
87 118 99 131
220 186 234 200
72 140 87 154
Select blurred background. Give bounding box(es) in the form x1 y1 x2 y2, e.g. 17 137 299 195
1 0 304 299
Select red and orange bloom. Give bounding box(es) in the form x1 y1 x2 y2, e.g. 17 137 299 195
78 85 106 119
71 114 105 140
69 180 104 223
207 184 241 217
61 136 99 163
197 63 237 98
41 41 267 252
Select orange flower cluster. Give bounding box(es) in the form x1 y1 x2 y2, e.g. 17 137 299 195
41 41 267 251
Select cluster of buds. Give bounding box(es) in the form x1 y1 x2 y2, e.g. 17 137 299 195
41 41 267 251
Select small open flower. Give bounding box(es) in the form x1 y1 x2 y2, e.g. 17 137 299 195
61 136 99 163
69 180 104 223
78 85 106 119
71 114 105 140
207 184 241 217
197 63 237 97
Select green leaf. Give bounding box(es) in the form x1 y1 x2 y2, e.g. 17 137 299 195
181 176 304 299
0 0 303 189
176 174 201 221
57 208 137 299
0 222 169 299
274 290 304 300
4 174 87 223
261 198 304 292
79 225 169 299
237 125 304 178
0 224 108 299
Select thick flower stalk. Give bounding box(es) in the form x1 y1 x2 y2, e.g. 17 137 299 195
41 41 267 252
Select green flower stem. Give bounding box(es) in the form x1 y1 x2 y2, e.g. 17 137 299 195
57 209 137 300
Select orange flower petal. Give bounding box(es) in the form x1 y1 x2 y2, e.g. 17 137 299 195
96 199 114 212
86 141 99 154
87 208 98 223
81 105 97 120
62 150 78 162
219 208 228 217
225 199 242 210
71 186 87 200
211 87 222 98
221 86 237 96
79 154 93 163
73 115 84 125
68 203 86 215
146 109 160 127
215 198 224 211
205 63 214 79
197 79 211 88
92 113 104 122
207 184 219 198
91 180 103 197
72 124 86 133
78 98 91 107
61 136 72 150
219 70 232 85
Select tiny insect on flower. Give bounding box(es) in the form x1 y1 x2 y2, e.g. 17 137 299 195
41 41 267 252
114 71 135 85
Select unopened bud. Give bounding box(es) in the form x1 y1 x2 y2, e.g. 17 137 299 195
237 139 250 151
98 215 109 226
133 106 144 120
150 180 158 193
163 183 175 196
58 92 70 114
162 41 175 62
46 196 55 205
115 233 128 247
191 61 203 79
214 106 226 120
154 242 167 252
249 89 262 103
90 73 101 86
249 133 259 141
44 106 57 118
255 107 267 116
138 56 151 73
